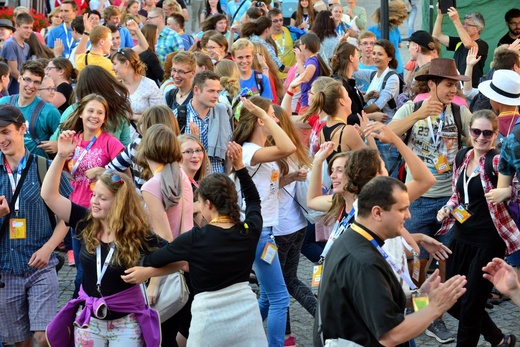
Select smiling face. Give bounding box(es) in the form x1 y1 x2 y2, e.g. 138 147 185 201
170 62 195 89
469 117 496 153
129 2 139 15
180 139 204 177
428 78 458 104
372 45 392 69
112 58 129 79
37 78 56 103
233 47 253 74
206 39 226 58
80 100 106 134
107 15 121 27
15 22 33 41
111 30 121 51
45 62 61 82
331 5 343 22
300 0 309 9
0 123 26 158
19 71 43 101
329 156 348 194
51 14 63 26
90 181 115 220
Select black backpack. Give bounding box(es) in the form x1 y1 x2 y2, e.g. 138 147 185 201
455 147 499 187
369 70 406 109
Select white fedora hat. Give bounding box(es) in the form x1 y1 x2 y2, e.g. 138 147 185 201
478 70 520 106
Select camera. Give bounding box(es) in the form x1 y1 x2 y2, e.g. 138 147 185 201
255 1 263 7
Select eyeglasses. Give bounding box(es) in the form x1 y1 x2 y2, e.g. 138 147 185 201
205 45 221 50
170 68 193 76
104 169 124 185
45 66 59 72
146 16 160 21
38 87 56 92
360 42 375 46
463 22 478 28
182 148 204 156
509 21 520 27
20 76 42 86
470 128 494 138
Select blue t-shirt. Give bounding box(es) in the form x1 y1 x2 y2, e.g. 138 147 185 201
0 96 61 157
0 37 30 95
356 61 377 92
300 56 320 107
119 26 134 49
239 71 274 100
47 24 77 58
227 0 251 23
367 25 404 74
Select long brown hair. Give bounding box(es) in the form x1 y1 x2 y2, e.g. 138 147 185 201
81 170 155 268
323 152 352 226
233 96 271 145
60 94 110 133
301 80 344 122
252 42 284 102
300 33 331 77
272 105 311 176
295 0 315 27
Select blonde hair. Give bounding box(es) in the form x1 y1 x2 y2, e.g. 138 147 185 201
215 59 240 100
231 38 254 56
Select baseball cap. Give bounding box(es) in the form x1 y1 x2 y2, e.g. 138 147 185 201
406 30 435 51
0 105 25 127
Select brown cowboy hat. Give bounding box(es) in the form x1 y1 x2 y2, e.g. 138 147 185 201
414 58 470 82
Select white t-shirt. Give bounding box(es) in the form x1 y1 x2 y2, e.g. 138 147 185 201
242 142 280 227
273 163 307 236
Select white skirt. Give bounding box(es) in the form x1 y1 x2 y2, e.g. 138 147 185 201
187 282 267 347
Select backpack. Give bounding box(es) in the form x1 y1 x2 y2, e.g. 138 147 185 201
369 70 406 110
455 147 499 187
388 101 463 182
9 95 46 145
36 155 57 230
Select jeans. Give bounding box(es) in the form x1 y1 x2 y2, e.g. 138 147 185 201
404 196 452 259
300 222 326 263
275 227 317 334
407 4 418 38
253 227 290 347
72 228 83 299
377 141 400 179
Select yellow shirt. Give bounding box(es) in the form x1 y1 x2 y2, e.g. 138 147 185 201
76 52 116 76
272 27 296 78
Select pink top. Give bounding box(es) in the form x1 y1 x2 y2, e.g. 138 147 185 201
141 170 194 239
68 132 125 207
413 92 468 108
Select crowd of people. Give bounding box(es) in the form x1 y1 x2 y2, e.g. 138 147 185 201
1 0 520 347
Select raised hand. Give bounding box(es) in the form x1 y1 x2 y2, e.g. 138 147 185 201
417 96 444 119
227 141 245 170
57 130 77 158
240 97 269 120
314 141 335 163
466 45 481 67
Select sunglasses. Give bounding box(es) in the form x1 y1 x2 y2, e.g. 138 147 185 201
470 128 494 138
116 48 128 58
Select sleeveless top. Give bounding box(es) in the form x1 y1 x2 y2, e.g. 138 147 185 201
321 122 346 163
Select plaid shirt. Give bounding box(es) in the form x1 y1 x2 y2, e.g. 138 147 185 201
0 152 73 275
156 27 184 63
174 102 225 173
437 148 520 255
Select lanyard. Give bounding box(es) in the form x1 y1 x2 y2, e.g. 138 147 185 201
71 131 101 175
351 223 418 290
426 109 446 149
274 31 287 58
96 243 116 295
62 23 74 54
319 206 356 263
463 164 481 207
4 156 27 213
154 164 165 175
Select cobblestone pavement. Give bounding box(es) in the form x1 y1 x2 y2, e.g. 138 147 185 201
55 254 520 347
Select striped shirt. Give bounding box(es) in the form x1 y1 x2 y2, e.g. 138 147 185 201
106 136 146 190
0 152 73 275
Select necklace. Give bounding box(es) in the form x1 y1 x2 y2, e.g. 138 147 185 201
178 89 191 99
330 116 346 124
210 216 234 224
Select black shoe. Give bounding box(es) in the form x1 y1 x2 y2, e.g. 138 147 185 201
55 252 65 273
494 334 516 347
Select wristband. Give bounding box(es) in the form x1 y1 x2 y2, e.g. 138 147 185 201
278 64 285 72
441 205 452 212
286 89 294 96
57 153 68 158
83 31 90 36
